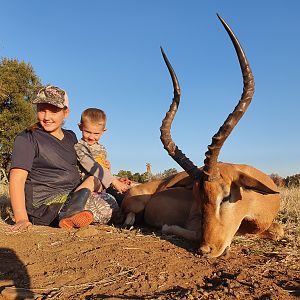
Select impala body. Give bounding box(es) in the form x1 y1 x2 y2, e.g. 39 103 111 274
121 15 283 257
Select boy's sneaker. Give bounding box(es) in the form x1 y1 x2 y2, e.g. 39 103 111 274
59 211 93 229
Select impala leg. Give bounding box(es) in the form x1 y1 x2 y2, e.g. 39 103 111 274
259 222 284 241
162 224 200 241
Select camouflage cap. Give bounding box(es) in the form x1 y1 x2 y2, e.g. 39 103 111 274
32 86 69 108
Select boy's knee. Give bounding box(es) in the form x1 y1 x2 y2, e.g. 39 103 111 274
78 176 101 192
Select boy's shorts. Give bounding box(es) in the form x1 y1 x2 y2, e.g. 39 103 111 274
84 192 123 224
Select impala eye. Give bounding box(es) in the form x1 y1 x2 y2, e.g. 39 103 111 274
221 194 231 204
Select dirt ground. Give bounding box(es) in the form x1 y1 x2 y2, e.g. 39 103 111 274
0 215 299 300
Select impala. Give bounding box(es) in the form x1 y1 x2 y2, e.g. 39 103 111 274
121 15 283 257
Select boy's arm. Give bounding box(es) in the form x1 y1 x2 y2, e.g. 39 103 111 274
110 178 130 193
9 168 32 231
75 143 115 189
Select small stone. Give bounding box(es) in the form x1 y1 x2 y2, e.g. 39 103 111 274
206 282 213 288
236 273 246 281
75 227 99 237
253 282 259 288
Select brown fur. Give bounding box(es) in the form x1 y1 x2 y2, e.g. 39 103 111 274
121 163 283 257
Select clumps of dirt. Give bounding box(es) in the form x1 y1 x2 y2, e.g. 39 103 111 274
0 223 299 300
0 185 299 299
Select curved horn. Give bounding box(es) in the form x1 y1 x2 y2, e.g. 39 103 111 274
160 47 202 180
203 14 255 181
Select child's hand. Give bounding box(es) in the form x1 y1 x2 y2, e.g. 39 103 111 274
95 155 111 170
102 160 111 170
10 219 32 232
112 179 130 194
119 177 132 186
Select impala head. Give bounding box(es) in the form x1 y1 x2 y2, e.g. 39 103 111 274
160 15 278 257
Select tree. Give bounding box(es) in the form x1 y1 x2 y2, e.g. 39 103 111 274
152 168 178 180
116 170 133 180
115 170 149 183
284 174 300 187
0 58 42 170
131 172 149 183
162 168 178 178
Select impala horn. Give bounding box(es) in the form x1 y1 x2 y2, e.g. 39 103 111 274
160 47 202 180
203 14 255 181
160 14 255 182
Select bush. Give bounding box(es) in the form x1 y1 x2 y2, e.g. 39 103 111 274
284 174 300 188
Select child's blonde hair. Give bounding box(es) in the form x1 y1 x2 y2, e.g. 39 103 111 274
80 108 106 127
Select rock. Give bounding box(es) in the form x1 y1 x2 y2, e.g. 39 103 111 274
74 227 99 237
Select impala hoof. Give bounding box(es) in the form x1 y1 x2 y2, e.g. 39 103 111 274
199 244 212 256
162 224 170 234
123 212 136 228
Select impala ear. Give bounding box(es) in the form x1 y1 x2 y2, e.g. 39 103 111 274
237 171 279 195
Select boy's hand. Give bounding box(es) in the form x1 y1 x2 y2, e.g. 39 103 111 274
111 179 130 194
10 219 32 232
95 156 111 170
119 177 132 186
102 160 111 170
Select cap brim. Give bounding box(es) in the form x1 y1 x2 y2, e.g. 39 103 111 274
32 98 65 108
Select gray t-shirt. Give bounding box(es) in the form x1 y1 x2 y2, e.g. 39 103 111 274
10 127 81 220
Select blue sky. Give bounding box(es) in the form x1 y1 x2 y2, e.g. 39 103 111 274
1 1 299 177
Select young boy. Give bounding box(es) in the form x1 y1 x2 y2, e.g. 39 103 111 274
75 108 130 223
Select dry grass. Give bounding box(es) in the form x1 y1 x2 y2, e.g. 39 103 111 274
0 183 8 198
279 186 300 223
277 186 300 248
0 183 11 224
